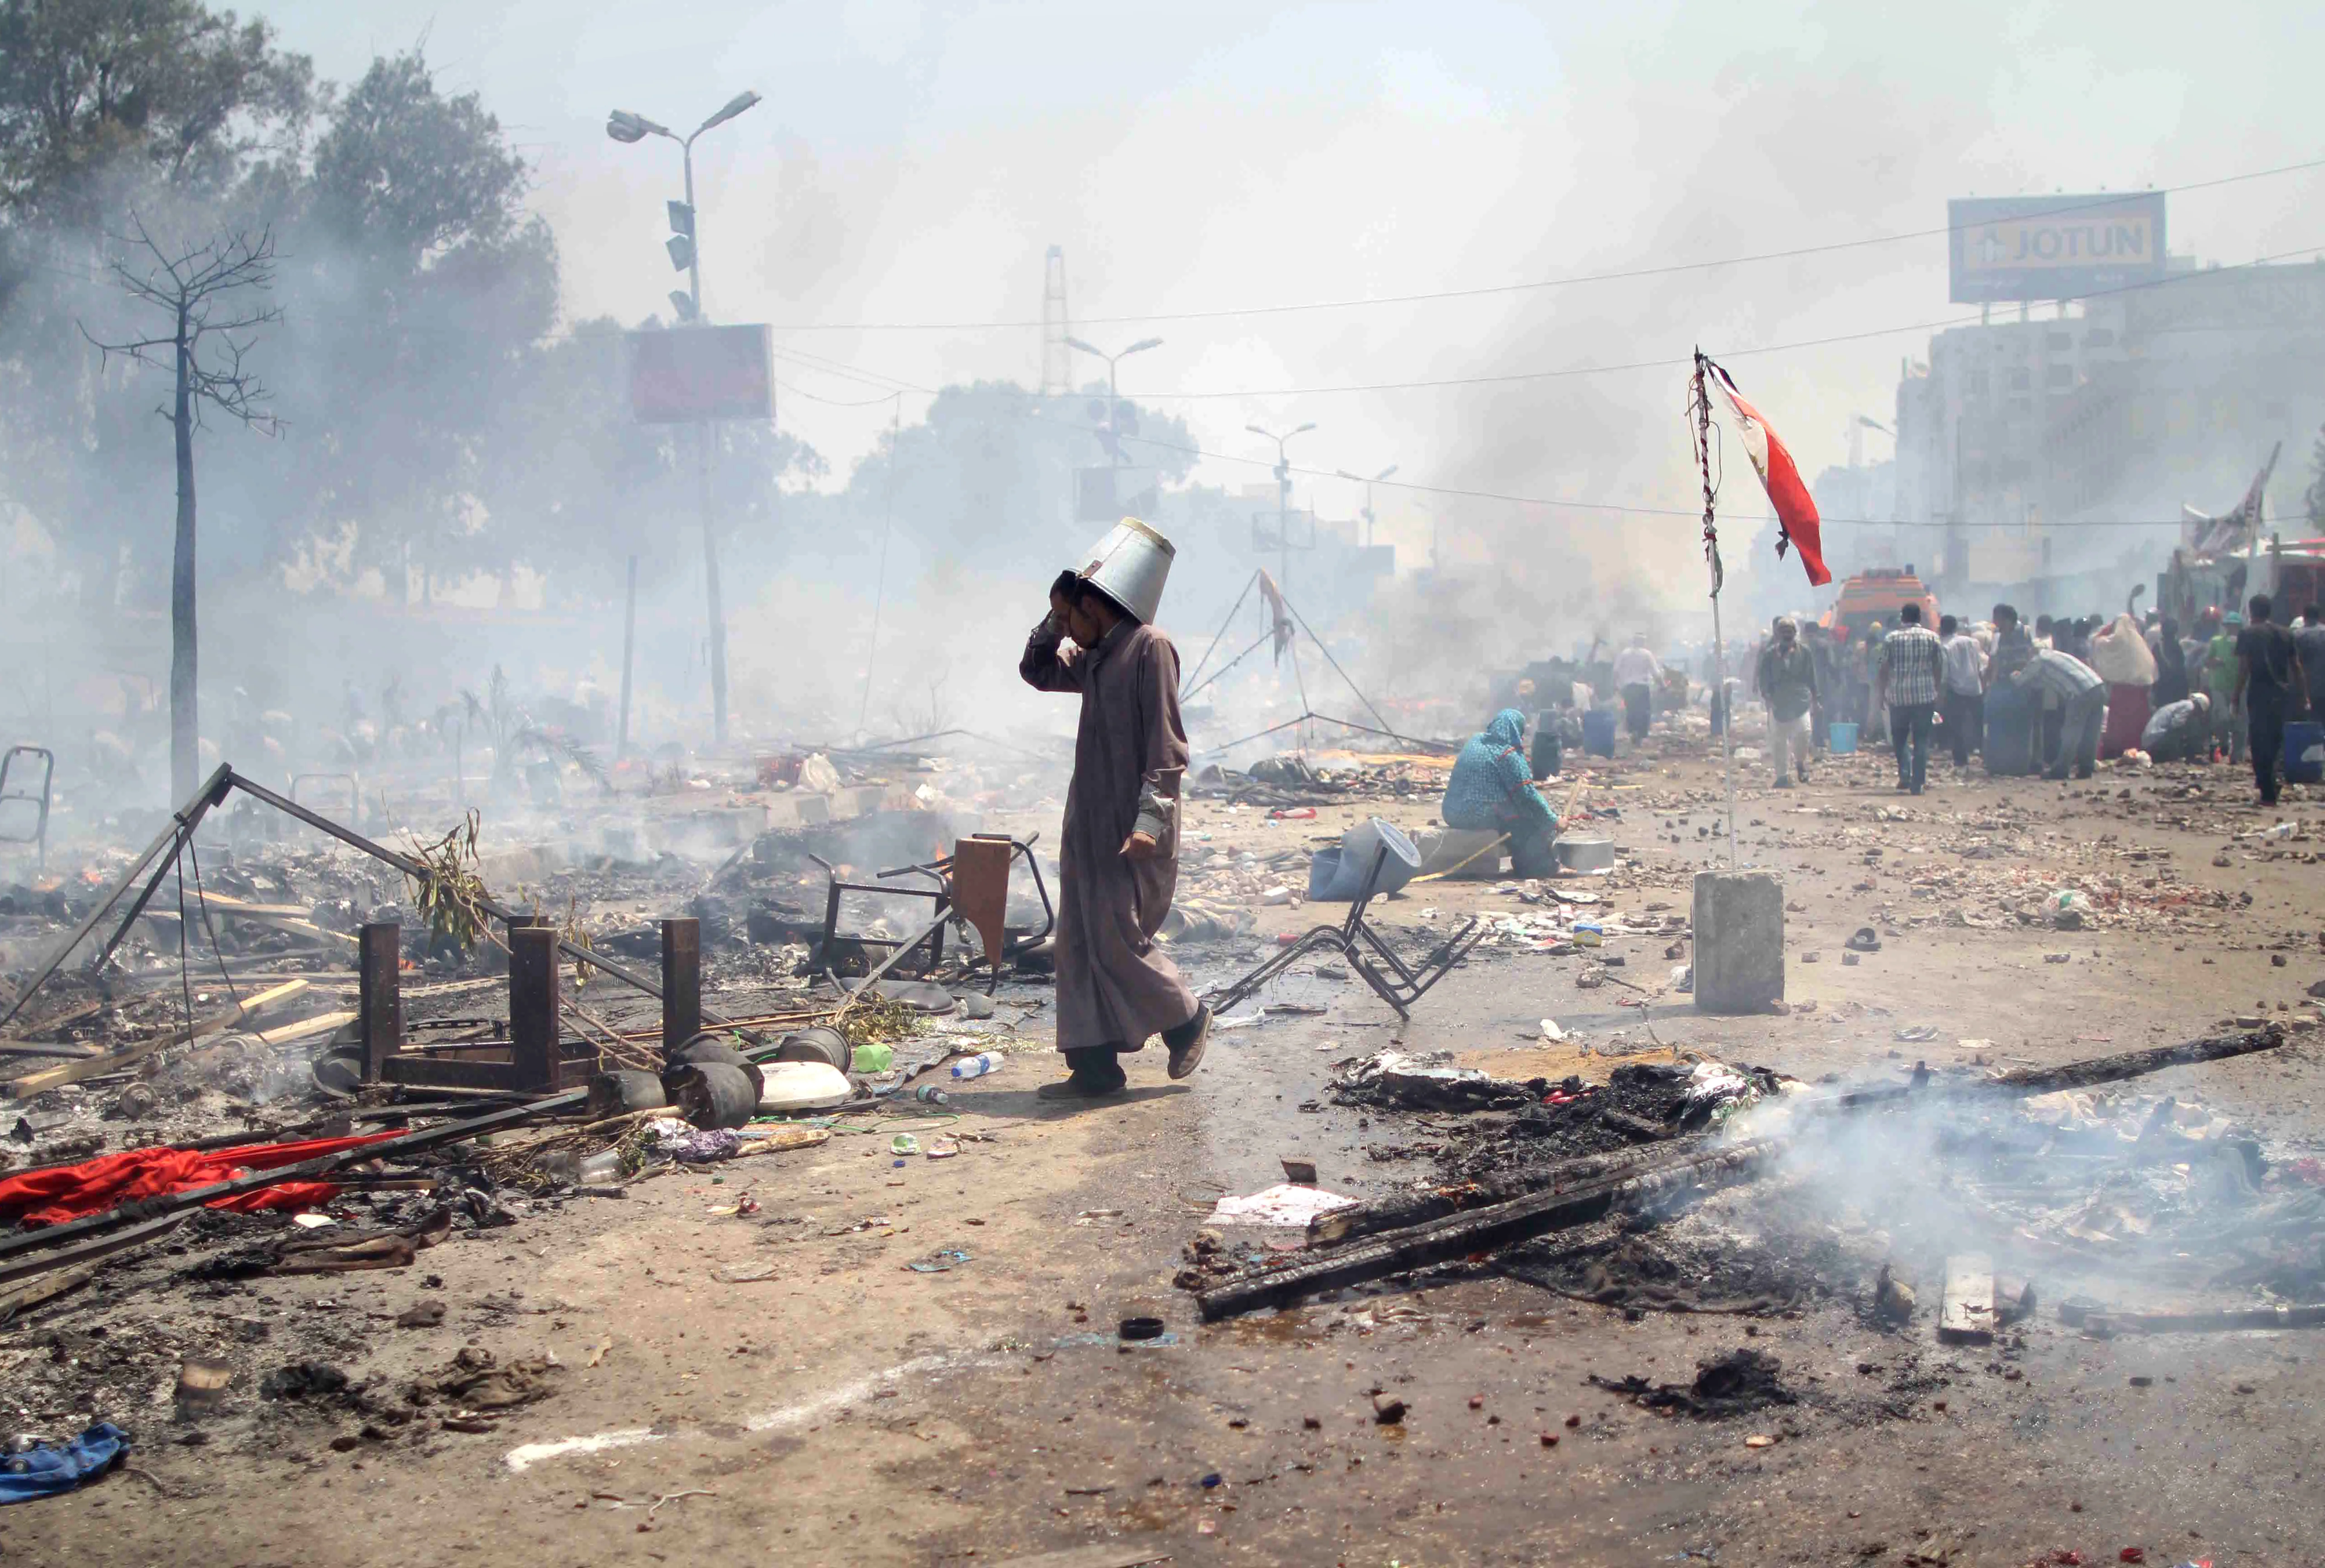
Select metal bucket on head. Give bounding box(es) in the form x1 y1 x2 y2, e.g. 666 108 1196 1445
1075 517 1175 625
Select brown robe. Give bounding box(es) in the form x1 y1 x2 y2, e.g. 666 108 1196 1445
1020 614 1199 1052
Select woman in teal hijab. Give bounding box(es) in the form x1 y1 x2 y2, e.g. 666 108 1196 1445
1441 709 1560 877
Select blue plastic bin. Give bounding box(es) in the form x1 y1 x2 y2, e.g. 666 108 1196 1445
1828 720 1859 755
1582 708 1617 758
2284 720 2325 784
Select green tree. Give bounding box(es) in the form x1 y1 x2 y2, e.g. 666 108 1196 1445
271 48 556 601
0 0 313 225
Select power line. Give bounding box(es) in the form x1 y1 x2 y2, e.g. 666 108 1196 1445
767 243 2325 407
767 341 2275 534
760 154 2325 331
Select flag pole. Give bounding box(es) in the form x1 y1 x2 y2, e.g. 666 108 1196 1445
1691 349 1740 869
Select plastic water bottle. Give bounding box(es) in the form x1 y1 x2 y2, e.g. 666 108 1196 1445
950 1051 1005 1080
911 1084 951 1104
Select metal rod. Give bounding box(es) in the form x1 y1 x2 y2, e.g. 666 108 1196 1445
617 553 638 758
1181 569 1260 696
0 763 230 1034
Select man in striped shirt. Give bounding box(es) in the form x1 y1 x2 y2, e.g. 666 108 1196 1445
1875 603 1944 794
2011 646 2106 780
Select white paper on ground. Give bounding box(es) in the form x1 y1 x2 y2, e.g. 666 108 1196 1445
1208 1182 1360 1228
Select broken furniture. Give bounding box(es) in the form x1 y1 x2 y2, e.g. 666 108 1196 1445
1204 821 1485 1022
0 745 52 871
817 833 1053 991
0 765 775 1073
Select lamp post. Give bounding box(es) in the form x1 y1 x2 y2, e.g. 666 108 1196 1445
1064 335 1162 469
1247 421 1315 593
607 91 761 747
1336 463 1398 549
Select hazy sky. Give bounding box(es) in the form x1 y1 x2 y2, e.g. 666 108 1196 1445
254 0 2325 578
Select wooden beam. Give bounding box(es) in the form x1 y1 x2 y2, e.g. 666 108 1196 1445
2 980 309 1100
1198 1140 1776 1321
662 917 701 1054
1989 1026 2286 1096
359 922 402 1083
382 1056 527 1091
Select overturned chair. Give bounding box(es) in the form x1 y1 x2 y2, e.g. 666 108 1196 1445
1204 818 1484 1022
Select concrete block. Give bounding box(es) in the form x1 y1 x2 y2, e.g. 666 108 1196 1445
1692 869 1784 1014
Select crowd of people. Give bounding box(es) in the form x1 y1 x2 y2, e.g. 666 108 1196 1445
1748 596 2325 804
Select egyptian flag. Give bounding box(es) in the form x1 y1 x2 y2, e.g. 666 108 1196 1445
1706 363 1830 588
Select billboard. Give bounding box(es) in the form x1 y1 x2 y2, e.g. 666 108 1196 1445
1948 193 2166 304
628 324 772 423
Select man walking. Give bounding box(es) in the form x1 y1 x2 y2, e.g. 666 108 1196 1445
1019 520 1211 1100
1875 603 1943 794
1754 617 1817 787
2234 593 2306 808
2011 645 2106 780
1938 613 1984 767
1612 634 1662 745
2295 603 2325 721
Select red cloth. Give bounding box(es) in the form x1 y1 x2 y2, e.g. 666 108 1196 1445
0 1132 399 1229
2101 683 2151 759
1708 363 1831 588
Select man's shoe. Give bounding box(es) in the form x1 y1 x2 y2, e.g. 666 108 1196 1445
1163 1004 1212 1080
1036 1074 1127 1101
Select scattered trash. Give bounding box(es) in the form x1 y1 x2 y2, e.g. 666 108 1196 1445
1207 1183 1359 1228
0 1423 130 1505
906 1249 972 1273
1589 1349 1798 1418
951 1052 1005 1081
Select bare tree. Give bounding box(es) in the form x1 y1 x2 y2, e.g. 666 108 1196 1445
82 215 282 803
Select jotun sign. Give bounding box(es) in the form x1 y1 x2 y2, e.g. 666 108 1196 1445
1948 192 2167 304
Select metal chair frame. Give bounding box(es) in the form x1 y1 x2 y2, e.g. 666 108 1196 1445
1205 842 1484 1021
0 746 54 870
817 835 1055 993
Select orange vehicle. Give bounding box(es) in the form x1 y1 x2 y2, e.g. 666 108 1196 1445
1820 567 1940 642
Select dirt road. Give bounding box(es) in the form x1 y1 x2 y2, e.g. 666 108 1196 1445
9 741 2325 1566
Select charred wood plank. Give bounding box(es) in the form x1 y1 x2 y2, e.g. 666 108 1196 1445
1986 1026 2285 1096
1200 1139 1776 1321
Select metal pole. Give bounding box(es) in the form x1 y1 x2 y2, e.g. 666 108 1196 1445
1712 592 1738 867
682 139 703 315
701 419 728 745
858 395 903 735
1108 355 1121 469
617 554 638 758
1277 438 1291 598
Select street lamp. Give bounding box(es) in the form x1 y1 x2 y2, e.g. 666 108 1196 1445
1065 335 1162 467
1336 463 1398 549
605 88 761 748
606 89 761 322
1247 421 1316 594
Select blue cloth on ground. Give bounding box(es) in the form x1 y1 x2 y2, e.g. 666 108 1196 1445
0 1422 129 1504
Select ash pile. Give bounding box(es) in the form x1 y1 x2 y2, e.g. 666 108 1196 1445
1184 1024 2325 1357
